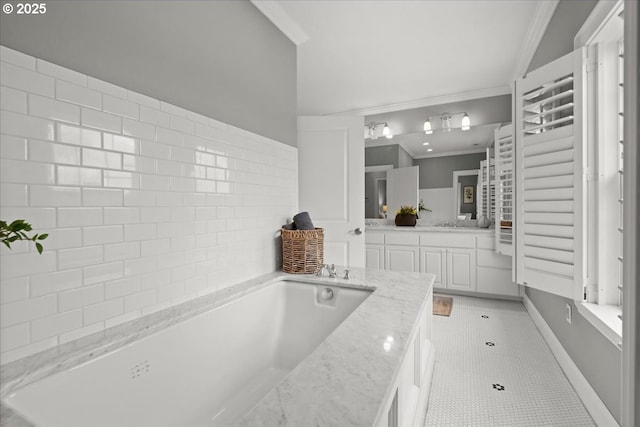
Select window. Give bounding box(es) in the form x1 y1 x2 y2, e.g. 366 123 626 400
576 1 624 346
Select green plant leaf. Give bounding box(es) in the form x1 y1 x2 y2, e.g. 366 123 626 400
1 219 46 254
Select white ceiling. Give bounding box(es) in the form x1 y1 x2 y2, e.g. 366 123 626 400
270 0 542 116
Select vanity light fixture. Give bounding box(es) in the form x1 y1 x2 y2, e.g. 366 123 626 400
423 112 471 134
366 122 393 140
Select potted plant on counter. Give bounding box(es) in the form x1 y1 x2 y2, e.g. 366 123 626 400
395 206 418 226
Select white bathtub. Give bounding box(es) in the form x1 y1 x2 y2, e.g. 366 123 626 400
4 280 372 427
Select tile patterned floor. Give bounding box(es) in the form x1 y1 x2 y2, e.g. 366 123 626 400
424 295 595 426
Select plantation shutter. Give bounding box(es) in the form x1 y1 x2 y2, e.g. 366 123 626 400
495 124 514 256
478 149 495 224
515 48 586 300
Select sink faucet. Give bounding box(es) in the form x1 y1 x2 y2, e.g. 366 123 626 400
316 264 337 278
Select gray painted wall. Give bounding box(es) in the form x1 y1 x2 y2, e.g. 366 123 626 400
525 1 622 422
398 145 414 168
527 0 598 72
364 144 417 169
526 288 622 422
0 0 297 146
458 175 478 218
365 145 400 168
414 153 485 189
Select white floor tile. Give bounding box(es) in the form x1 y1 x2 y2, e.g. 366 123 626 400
425 295 595 426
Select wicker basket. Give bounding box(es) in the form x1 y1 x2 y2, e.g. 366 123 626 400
281 227 324 274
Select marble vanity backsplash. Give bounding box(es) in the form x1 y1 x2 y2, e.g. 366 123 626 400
365 218 482 228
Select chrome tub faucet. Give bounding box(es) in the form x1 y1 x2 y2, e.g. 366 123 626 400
316 264 337 278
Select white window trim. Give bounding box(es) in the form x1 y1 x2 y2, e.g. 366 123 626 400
576 302 622 348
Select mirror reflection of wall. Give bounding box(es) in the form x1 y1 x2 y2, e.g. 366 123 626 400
417 154 485 222
452 169 480 220
458 174 478 219
365 165 392 218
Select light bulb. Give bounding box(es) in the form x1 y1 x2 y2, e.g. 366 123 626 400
461 113 471 131
423 142 430 146
423 119 433 135
383 124 392 139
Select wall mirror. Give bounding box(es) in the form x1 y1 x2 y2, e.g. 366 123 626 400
365 123 501 221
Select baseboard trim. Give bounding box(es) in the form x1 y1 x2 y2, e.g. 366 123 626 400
523 294 619 427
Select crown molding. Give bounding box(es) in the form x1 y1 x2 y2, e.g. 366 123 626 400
412 147 487 160
511 0 559 80
328 85 511 117
398 141 419 159
250 1 309 46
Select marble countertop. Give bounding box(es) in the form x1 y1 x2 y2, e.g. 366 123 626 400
366 225 494 233
1 267 435 427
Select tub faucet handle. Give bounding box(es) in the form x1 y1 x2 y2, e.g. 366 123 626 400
343 269 350 280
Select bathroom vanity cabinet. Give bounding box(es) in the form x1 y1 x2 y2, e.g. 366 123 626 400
365 227 521 299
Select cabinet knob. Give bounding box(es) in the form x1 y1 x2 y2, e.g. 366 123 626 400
354 228 362 235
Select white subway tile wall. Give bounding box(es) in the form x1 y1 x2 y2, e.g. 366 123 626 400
0 46 298 364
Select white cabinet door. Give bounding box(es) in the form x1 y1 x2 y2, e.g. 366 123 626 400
419 248 446 287
447 249 476 291
366 244 385 270
385 246 419 273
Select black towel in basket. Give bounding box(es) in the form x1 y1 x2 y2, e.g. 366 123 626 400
293 211 314 230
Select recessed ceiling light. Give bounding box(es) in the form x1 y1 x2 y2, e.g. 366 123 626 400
423 142 430 146
427 148 433 152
